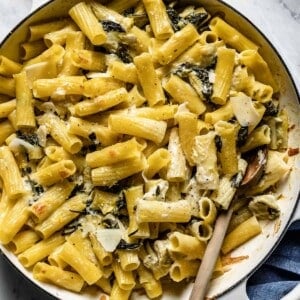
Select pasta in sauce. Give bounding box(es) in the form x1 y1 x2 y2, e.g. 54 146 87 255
0 0 290 299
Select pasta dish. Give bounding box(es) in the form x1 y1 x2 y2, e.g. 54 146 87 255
0 0 290 298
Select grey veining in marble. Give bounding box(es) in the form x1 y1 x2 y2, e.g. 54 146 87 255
279 0 300 23
0 0 32 40
0 0 299 299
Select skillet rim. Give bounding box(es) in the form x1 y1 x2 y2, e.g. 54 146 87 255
0 0 299 298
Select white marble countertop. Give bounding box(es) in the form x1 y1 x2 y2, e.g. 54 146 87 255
0 0 299 300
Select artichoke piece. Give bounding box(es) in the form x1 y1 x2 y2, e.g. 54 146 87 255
248 194 280 220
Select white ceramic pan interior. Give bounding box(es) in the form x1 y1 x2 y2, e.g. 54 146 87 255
0 0 299 299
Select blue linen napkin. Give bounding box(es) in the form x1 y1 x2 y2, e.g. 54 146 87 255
247 221 300 300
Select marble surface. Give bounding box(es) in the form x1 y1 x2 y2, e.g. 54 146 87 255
0 0 299 300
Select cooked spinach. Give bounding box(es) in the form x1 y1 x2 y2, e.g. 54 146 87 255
264 101 278 116
185 12 209 29
62 217 80 235
237 126 248 147
88 143 97 152
214 135 222 152
26 178 44 196
173 62 194 78
102 20 125 33
16 131 40 146
69 183 85 198
88 132 97 141
123 7 135 16
192 66 213 100
117 239 141 250
231 172 243 188
102 217 119 229
166 6 209 32
115 191 127 215
21 166 32 176
101 177 131 194
166 7 183 31
116 44 132 63
173 63 213 100
155 185 161 197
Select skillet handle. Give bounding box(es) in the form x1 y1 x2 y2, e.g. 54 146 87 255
217 278 249 300
31 0 49 12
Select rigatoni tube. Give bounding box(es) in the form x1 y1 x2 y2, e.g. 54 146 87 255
0 99 16 118
168 231 206 259
59 241 102 285
109 114 167 144
142 0 173 40
33 262 85 292
156 24 199 65
14 71 36 129
40 113 82 154
0 76 15 97
214 120 238 175
210 17 258 52
32 76 86 98
0 146 25 200
0 196 29 244
176 111 198 166
34 194 87 239
0 55 22 76
30 160 76 186
167 127 188 182
91 155 147 186
221 216 261 254
73 87 128 116
212 47 236 105
18 233 65 268
136 199 191 223
112 260 136 290
192 131 219 190
86 138 142 168
29 181 75 223
144 148 170 179
169 259 200 282
239 49 278 92
69 2 107 45
134 52 166 106
163 75 206 115
8 230 40 255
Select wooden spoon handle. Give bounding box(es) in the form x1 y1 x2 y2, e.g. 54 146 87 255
189 208 234 300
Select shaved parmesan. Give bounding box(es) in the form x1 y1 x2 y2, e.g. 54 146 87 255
9 137 35 152
36 125 48 147
230 92 260 127
24 61 56 88
95 229 123 252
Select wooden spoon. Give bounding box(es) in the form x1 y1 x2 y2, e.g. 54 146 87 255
189 206 234 300
240 148 267 187
189 148 267 300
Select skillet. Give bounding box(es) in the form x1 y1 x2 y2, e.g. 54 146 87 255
0 0 299 299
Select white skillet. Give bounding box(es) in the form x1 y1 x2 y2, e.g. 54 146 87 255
0 1 299 299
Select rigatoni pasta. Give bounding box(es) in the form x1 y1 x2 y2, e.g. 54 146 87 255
212 47 236 105
69 2 107 45
33 262 85 292
134 52 166 106
142 0 173 40
14 71 36 129
0 1 291 299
